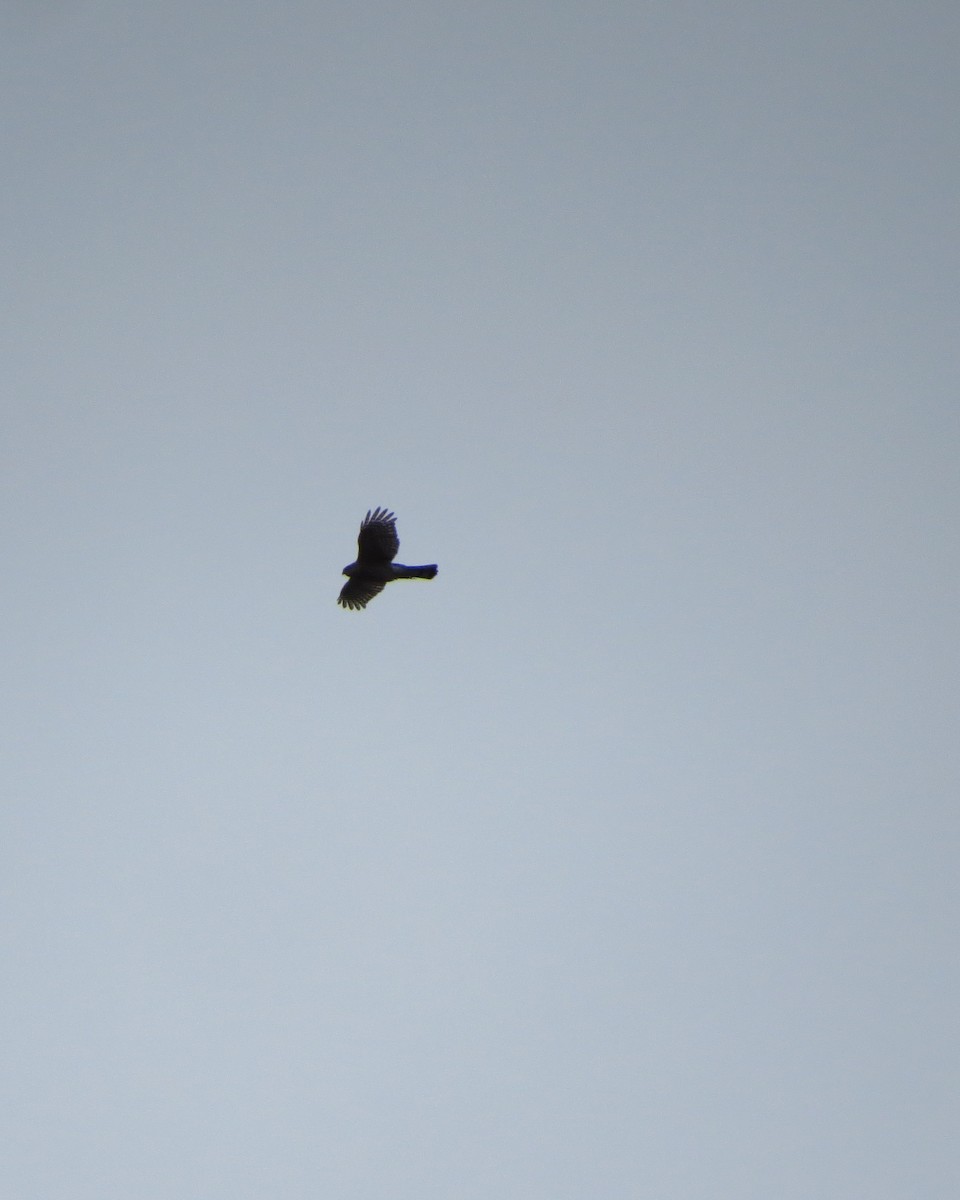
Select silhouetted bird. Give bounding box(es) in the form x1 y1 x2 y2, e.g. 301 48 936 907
337 508 438 610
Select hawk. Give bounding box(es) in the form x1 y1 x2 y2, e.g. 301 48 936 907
337 507 438 610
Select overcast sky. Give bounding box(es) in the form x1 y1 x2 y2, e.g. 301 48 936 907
2 2 958 1197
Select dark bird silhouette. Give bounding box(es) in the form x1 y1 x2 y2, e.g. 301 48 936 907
337 508 438 610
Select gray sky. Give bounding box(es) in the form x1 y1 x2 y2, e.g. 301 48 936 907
3 2 958 1196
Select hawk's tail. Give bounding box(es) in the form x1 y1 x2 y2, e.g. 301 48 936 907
395 564 438 580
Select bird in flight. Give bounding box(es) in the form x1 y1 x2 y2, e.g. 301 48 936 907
337 507 438 610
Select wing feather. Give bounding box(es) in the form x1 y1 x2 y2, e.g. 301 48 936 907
356 507 399 564
337 578 387 610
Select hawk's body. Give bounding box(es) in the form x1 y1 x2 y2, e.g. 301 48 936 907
338 508 437 610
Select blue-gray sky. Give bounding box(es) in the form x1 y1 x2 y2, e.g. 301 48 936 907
3 3 958 1196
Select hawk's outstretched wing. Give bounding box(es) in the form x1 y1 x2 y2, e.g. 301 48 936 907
356 507 399 565
337 576 387 610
